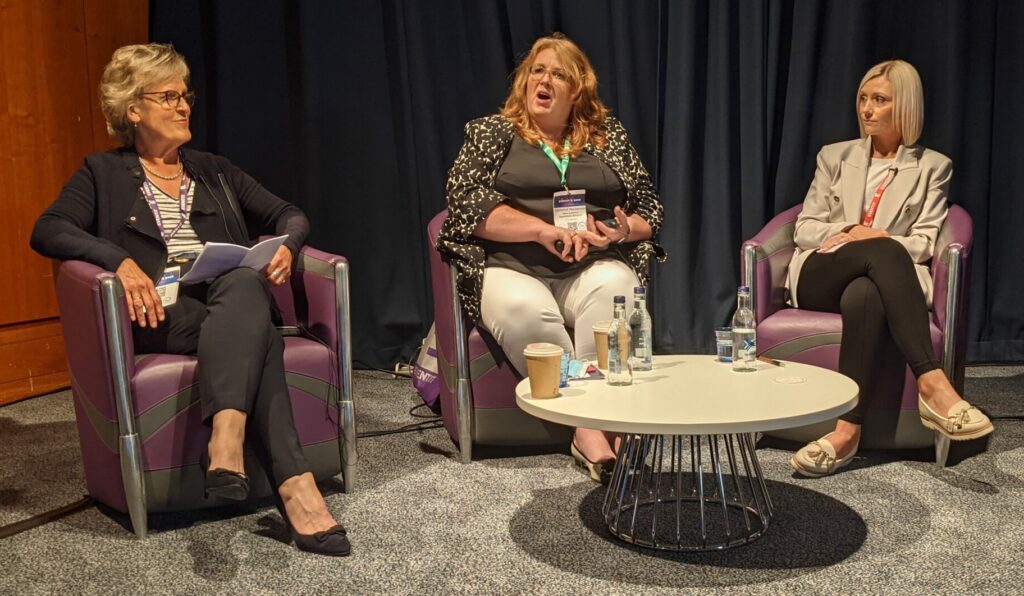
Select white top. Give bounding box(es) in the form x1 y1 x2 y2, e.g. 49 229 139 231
515 355 858 435
863 157 895 216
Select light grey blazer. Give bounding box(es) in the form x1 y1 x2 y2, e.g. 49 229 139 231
786 137 952 308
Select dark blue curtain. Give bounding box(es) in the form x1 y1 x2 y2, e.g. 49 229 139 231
151 0 1024 368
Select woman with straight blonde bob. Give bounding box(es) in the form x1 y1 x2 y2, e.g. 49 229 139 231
786 59 993 477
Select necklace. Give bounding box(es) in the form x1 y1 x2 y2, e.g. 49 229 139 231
139 156 184 180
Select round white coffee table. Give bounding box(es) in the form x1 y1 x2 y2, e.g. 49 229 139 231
515 354 858 551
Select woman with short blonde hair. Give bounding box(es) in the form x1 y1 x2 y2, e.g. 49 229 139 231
856 59 924 145
32 43 350 555
99 43 191 145
786 59 993 477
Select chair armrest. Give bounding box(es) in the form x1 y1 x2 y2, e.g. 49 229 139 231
930 205 972 389
291 245 356 486
426 209 474 462
56 260 138 428
426 211 458 374
742 205 802 322
291 246 349 350
931 204 973 334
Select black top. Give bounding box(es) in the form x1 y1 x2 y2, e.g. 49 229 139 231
482 136 628 278
30 146 309 283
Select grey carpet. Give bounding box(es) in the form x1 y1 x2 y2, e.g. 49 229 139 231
1 366 1022 594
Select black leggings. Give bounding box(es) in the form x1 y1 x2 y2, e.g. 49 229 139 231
797 238 941 424
133 267 310 487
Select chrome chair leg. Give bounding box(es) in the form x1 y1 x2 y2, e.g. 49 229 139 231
120 433 148 539
934 432 951 468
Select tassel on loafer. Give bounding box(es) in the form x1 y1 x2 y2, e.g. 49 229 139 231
275 499 352 557
790 437 857 478
919 396 994 441
201 454 249 501
570 442 613 484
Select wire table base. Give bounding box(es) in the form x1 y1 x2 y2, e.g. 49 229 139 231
602 433 774 551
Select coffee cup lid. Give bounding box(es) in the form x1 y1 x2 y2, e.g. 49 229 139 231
592 320 612 332
523 342 564 357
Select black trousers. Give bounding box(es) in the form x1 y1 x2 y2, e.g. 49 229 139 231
797 238 941 424
133 267 310 486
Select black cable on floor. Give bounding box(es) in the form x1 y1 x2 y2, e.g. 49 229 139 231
0 496 94 540
357 419 444 439
409 402 441 419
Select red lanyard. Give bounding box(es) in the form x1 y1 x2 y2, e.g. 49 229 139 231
861 168 896 227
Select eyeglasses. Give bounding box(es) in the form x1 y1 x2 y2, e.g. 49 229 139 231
141 90 196 109
528 64 571 84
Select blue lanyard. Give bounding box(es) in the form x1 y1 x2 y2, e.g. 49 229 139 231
141 175 191 243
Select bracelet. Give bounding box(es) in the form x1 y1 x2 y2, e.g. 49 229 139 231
615 228 630 244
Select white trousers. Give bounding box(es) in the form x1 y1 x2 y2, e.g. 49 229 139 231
480 259 640 375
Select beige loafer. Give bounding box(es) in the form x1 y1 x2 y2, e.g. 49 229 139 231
790 437 857 478
918 397 994 441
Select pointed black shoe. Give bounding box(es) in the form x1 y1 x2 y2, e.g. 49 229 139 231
201 454 249 501
275 498 351 557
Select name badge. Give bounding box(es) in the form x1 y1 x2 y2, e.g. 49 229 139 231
552 189 587 232
156 266 181 307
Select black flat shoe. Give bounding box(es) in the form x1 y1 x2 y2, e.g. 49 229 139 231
275 498 352 557
201 454 249 501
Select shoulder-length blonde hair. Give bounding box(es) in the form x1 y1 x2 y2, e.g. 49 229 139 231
857 59 924 145
99 43 190 146
500 33 608 158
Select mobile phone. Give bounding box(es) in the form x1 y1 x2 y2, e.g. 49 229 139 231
601 217 619 229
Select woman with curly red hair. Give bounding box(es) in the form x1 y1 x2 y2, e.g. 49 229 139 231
438 33 665 481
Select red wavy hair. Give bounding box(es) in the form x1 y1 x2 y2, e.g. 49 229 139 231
500 33 608 158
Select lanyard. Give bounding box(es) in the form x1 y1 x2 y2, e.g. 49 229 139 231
141 175 192 243
861 167 897 227
539 139 572 188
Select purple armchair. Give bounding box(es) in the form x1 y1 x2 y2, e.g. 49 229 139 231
427 210 572 462
741 204 972 465
55 246 356 538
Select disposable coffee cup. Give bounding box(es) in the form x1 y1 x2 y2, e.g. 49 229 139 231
524 343 564 399
592 320 612 370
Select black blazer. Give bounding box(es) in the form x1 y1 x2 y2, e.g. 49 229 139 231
31 147 309 282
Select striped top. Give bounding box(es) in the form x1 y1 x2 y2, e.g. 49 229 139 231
145 178 205 257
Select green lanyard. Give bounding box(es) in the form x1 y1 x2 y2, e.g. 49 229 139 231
540 139 572 188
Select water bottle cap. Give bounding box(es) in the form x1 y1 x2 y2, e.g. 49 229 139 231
613 295 625 304
633 286 646 294
738 286 750 293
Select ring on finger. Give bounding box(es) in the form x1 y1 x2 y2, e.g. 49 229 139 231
272 269 282 278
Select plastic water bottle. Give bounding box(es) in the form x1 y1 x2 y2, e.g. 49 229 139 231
607 295 633 386
629 286 653 371
732 286 757 372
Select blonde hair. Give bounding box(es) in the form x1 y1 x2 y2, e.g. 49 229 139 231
99 43 190 145
500 33 608 158
857 59 924 145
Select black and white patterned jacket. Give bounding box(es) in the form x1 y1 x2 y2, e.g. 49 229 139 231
438 113 666 323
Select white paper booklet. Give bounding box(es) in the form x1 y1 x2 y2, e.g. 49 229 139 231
179 235 288 283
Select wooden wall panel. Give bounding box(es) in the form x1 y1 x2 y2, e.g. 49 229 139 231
0 0 147 406
83 0 150 151
1 1 95 327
